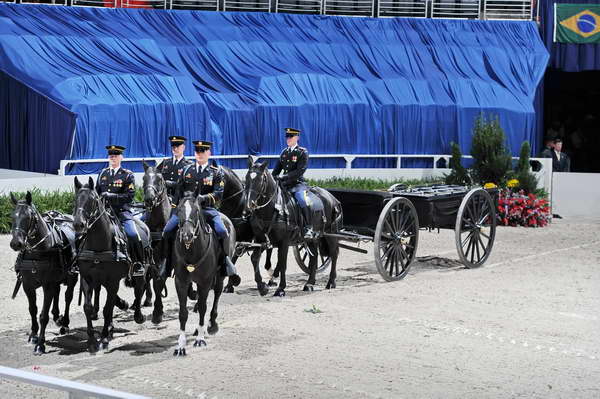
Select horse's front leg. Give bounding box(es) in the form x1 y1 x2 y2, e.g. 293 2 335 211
81 277 99 353
58 272 77 334
193 285 210 348
251 248 268 296
131 271 146 324
23 281 39 344
34 283 58 355
100 279 119 351
91 286 100 321
274 244 289 297
151 266 165 325
173 274 189 357
208 276 224 336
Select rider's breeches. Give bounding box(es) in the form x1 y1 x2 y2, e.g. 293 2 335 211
293 190 309 209
202 208 228 240
163 213 179 234
122 220 140 242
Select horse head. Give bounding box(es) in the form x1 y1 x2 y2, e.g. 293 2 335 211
176 193 206 250
243 155 273 215
73 176 103 236
142 161 166 210
9 191 36 252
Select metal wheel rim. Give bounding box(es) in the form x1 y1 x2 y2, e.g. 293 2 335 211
293 243 331 275
374 197 419 282
455 188 496 268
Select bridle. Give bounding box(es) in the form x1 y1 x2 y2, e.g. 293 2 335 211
245 170 277 213
177 199 213 266
144 179 166 210
75 189 108 235
12 203 53 252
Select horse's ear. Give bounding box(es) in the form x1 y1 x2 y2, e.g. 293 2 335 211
143 160 150 172
9 192 18 205
25 191 32 205
247 155 254 169
259 161 268 172
88 176 94 190
74 176 82 191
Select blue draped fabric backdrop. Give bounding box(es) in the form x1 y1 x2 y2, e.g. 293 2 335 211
0 70 76 173
540 0 600 72
0 4 548 174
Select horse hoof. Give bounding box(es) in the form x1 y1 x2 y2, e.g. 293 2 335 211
303 285 314 292
88 341 99 354
116 300 129 312
59 326 70 335
28 335 38 344
258 283 269 297
151 312 163 325
101 340 109 351
193 339 207 347
223 286 234 294
273 289 285 297
326 282 336 289
173 348 186 357
33 344 45 356
134 312 146 325
143 299 153 308
267 279 277 287
91 313 99 321
229 275 241 287
207 322 219 335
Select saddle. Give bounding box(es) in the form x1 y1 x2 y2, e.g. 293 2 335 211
277 186 325 230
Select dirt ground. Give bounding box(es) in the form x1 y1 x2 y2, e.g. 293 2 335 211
0 216 599 399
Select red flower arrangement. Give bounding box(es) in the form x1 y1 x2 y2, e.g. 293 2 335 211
497 189 550 228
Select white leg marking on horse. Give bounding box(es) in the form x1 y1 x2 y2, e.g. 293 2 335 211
184 201 192 220
178 331 186 349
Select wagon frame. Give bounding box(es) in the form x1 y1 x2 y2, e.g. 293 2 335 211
293 185 498 281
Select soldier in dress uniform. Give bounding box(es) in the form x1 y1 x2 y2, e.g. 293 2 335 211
157 135 193 203
165 140 240 286
272 128 315 239
96 145 147 275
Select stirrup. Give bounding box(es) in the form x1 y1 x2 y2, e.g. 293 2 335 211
303 228 317 240
131 262 145 277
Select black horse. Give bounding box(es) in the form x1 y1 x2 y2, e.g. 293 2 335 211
219 164 274 295
9 191 78 355
73 177 147 353
243 156 342 296
172 194 231 356
141 162 173 324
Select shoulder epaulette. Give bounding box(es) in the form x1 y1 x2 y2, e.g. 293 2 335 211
122 168 133 174
210 165 219 170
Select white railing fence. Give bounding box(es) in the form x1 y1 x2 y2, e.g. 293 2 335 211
5 0 538 19
0 365 149 399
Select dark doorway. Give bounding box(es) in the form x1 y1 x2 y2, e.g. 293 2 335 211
543 69 600 173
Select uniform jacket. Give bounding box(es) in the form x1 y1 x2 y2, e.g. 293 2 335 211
157 157 192 200
552 151 571 172
174 163 224 208
272 145 308 188
96 167 135 219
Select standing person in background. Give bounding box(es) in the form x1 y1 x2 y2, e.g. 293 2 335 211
552 138 570 172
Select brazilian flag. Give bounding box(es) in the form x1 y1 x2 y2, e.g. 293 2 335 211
555 4 600 43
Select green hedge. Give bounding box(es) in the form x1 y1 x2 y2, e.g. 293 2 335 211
1 177 443 234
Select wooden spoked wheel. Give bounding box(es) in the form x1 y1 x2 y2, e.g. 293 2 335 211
455 188 497 268
293 243 331 275
374 197 419 281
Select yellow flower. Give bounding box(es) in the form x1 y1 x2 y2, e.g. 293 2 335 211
484 182 497 189
507 179 519 188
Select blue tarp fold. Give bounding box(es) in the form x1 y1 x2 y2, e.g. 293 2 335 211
0 4 548 174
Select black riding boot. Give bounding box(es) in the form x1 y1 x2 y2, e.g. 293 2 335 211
219 238 241 287
301 206 315 240
130 239 145 277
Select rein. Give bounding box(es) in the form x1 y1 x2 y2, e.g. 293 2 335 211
13 205 54 252
178 206 213 268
